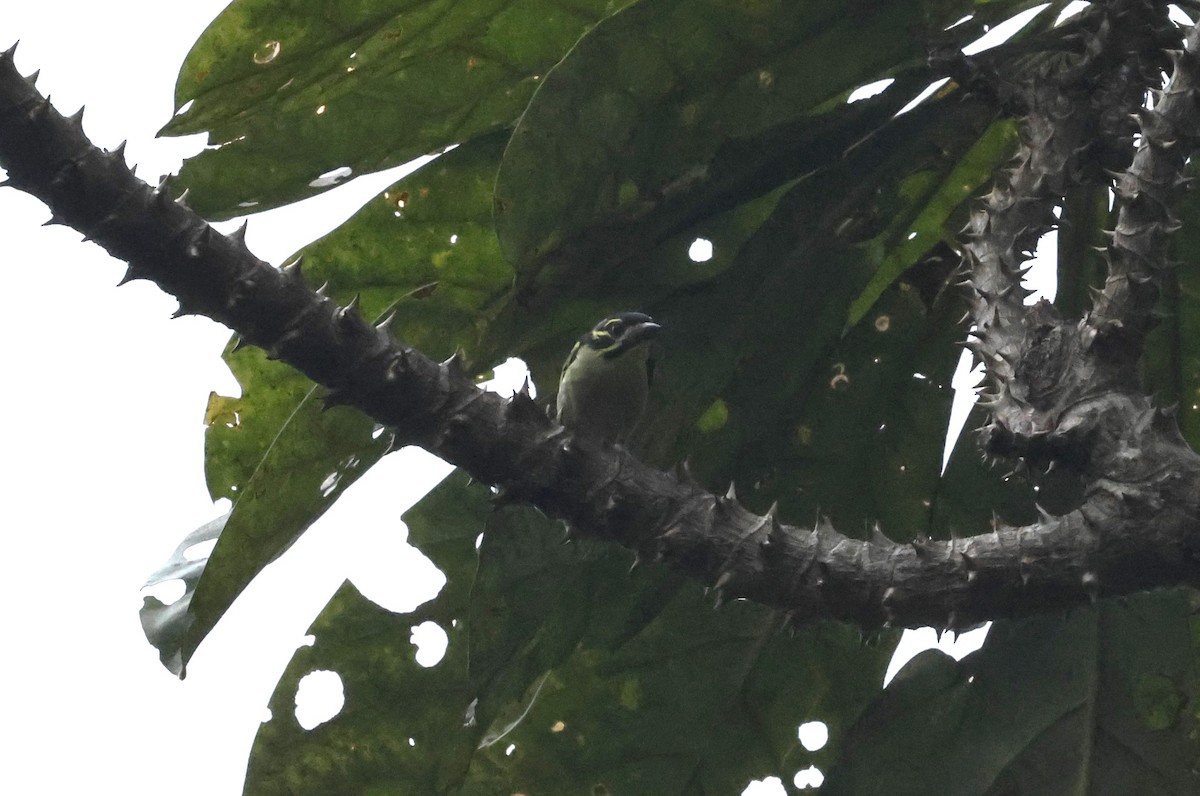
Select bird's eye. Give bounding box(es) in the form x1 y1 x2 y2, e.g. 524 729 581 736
603 320 623 333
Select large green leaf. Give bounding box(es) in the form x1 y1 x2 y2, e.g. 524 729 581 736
478 96 1012 552
463 506 892 794
846 119 1019 327
493 0 1049 300
741 268 970 538
165 0 634 218
246 472 490 793
140 136 514 675
141 343 392 677
247 473 895 793
272 132 517 362
613 98 1009 538
822 590 1200 795
146 0 1043 682
155 2 1126 787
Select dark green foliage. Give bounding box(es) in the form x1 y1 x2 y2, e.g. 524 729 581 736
823 591 1200 796
163 0 637 218
248 474 892 793
131 0 1200 791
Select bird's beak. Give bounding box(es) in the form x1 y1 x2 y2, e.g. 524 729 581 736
626 321 662 347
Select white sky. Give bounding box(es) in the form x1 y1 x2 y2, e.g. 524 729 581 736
0 3 1017 794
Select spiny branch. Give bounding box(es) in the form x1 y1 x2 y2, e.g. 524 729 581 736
962 0 1178 459
0 20 1198 635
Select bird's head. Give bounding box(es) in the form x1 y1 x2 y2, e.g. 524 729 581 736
580 312 663 358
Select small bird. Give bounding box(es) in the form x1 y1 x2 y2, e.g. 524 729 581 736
556 312 662 444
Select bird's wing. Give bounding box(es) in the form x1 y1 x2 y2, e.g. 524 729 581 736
560 340 582 383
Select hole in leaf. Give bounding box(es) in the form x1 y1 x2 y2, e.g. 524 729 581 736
741 776 786 795
846 78 894 103
688 238 714 262
794 766 824 789
294 670 344 730
410 621 448 667
320 471 342 497
798 720 828 751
